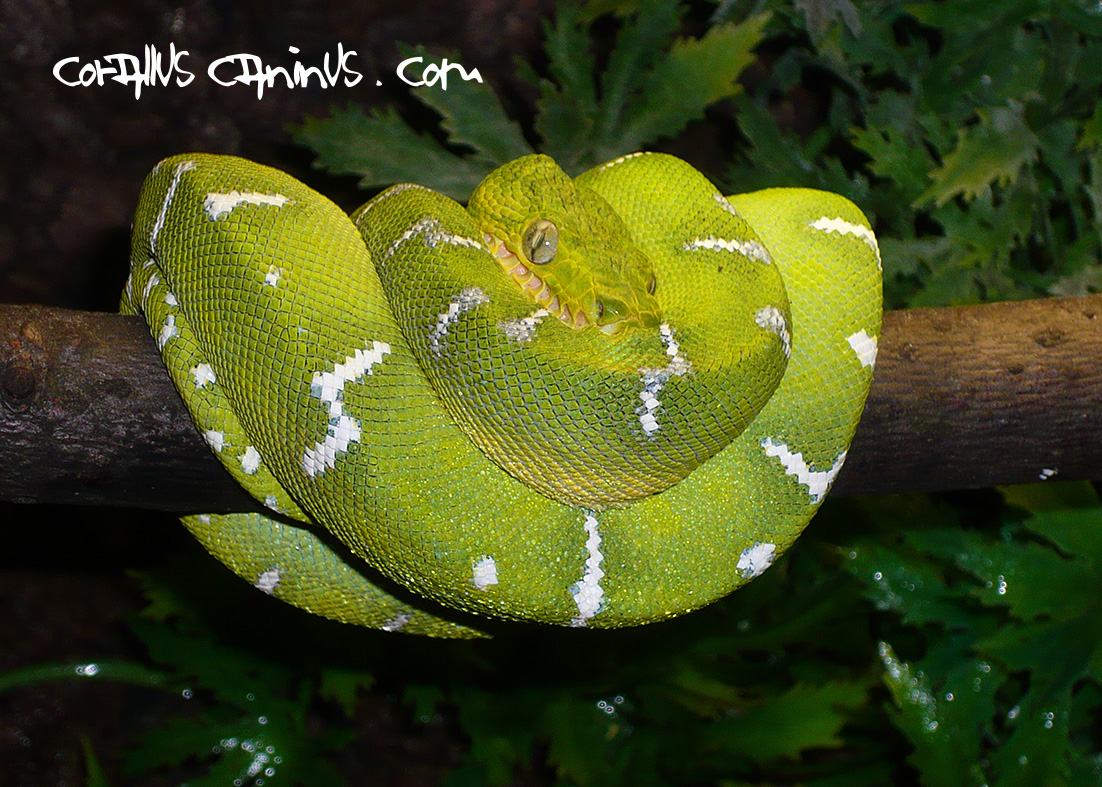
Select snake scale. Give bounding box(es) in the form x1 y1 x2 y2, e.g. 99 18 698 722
121 151 881 638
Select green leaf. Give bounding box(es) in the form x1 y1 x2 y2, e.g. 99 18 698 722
0 660 171 694
916 103 1041 206
397 44 533 166
81 735 112 787
128 569 200 626
991 684 1073 787
293 105 489 200
702 681 869 765
851 123 933 201
530 3 602 171
595 0 683 151
844 539 975 629
1022 506 1102 563
623 14 769 148
877 643 997 787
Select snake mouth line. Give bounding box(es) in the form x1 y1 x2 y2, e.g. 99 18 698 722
483 232 621 334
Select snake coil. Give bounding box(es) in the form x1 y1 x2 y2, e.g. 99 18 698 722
123 152 881 637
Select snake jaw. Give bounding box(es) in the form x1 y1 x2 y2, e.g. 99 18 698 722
484 232 601 331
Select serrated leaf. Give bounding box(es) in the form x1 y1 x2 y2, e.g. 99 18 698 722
916 103 1040 206
877 643 997 787
532 3 601 170
702 681 868 765
663 665 745 717
623 14 769 148
124 714 239 776
131 620 295 712
851 124 932 200
877 236 955 277
845 539 975 628
128 569 198 625
396 44 533 166
293 105 489 200
904 524 1097 623
991 684 1073 787
1021 507 1102 563
596 0 683 147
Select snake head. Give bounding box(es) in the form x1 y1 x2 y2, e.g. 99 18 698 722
469 154 661 334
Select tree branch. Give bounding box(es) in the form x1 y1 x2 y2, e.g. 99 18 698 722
2 296 1100 511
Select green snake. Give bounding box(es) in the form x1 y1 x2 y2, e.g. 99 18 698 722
121 152 881 638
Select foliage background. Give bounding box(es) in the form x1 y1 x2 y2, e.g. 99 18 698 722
2 0 1102 784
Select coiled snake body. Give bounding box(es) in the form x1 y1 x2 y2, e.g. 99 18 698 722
122 152 881 637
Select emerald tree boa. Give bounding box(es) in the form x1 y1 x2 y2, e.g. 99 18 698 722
122 152 881 637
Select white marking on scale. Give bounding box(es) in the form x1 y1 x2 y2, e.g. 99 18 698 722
254 567 280 595
714 193 741 217
264 494 281 512
472 556 499 591
808 216 882 269
240 446 261 475
1039 468 1058 480
191 363 216 388
150 160 196 255
164 292 178 307
683 236 772 264
737 542 777 579
141 272 161 307
846 329 878 368
755 306 791 358
381 612 412 632
636 323 692 436
499 308 551 342
569 513 605 627
302 340 392 477
385 216 483 261
203 430 225 452
203 190 293 221
264 266 282 288
595 151 646 171
761 438 847 504
157 314 177 349
429 287 490 356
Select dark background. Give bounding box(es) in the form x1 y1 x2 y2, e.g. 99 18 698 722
0 2 553 783
0 0 554 309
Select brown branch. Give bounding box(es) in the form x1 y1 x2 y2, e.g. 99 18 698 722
1 296 1101 510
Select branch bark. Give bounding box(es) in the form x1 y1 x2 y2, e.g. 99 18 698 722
1 296 1100 511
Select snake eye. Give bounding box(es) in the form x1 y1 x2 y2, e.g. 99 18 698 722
522 219 558 265
647 274 656 295
595 300 604 318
